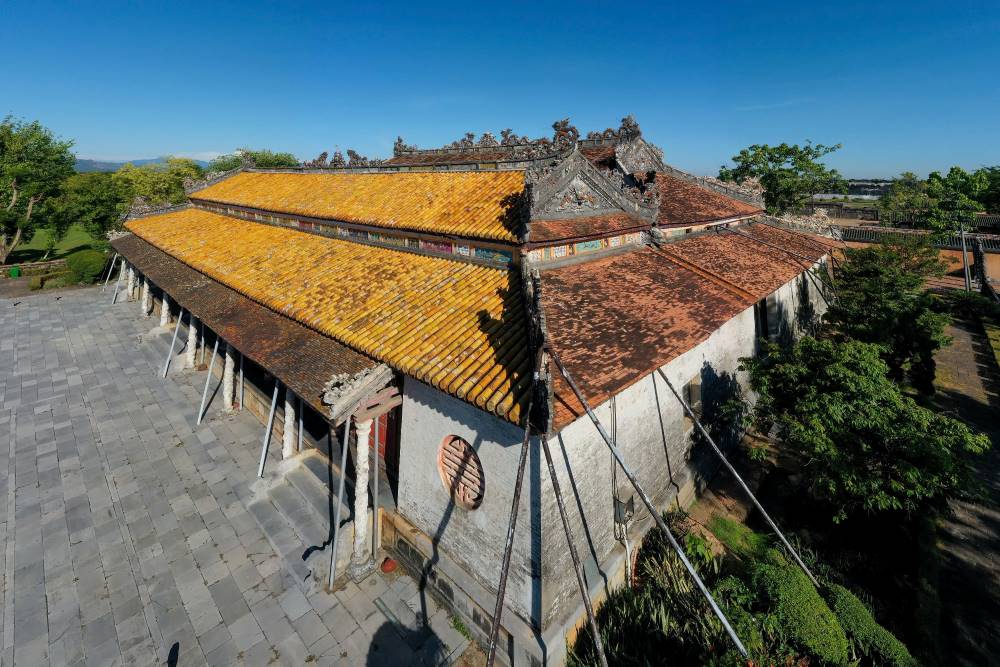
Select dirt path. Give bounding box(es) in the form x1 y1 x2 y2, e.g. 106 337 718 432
933 319 1000 666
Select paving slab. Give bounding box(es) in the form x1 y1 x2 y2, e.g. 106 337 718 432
0 286 468 666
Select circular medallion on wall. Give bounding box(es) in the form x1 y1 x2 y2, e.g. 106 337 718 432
437 435 485 510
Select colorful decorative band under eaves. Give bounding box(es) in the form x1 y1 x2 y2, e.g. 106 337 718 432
125 207 531 423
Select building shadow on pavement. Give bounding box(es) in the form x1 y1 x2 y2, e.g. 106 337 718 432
366 620 448 666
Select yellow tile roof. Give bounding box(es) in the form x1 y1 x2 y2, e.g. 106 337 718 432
191 170 525 242
126 207 530 422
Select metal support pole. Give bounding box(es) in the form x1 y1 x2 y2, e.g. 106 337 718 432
371 417 380 561
109 256 125 304
328 418 352 589
239 353 245 410
161 309 186 378
721 226 836 306
102 252 119 291
655 368 820 588
257 381 281 477
486 415 535 667
549 349 748 658
960 224 971 292
541 436 610 667
196 337 220 425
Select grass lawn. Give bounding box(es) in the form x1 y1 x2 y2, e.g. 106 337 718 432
6 224 101 264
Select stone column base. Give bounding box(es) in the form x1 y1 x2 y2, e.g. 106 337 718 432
346 557 376 583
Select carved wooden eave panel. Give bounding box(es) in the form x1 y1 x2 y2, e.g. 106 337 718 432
527 149 660 222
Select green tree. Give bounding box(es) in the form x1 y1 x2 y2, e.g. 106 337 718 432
44 172 131 243
742 337 989 523
208 148 299 171
824 241 950 392
924 166 983 232
977 166 1000 213
0 117 76 263
877 172 931 223
718 141 847 214
112 157 203 207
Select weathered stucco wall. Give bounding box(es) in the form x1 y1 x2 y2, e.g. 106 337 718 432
395 378 543 654
390 262 829 666
538 263 829 661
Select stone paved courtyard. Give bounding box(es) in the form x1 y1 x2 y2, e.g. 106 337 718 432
0 286 470 666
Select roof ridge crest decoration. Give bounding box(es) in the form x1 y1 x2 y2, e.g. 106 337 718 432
526 146 660 221
183 165 245 195
125 198 191 221
392 118 581 160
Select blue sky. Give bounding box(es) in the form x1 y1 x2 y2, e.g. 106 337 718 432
2 1 998 177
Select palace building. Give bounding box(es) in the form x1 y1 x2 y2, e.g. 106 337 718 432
109 117 836 666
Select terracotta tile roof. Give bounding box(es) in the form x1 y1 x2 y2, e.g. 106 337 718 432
579 145 617 169
111 234 376 414
125 208 531 423
739 222 843 256
529 213 648 245
191 170 526 243
656 173 762 226
663 223 828 300
540 247 751 429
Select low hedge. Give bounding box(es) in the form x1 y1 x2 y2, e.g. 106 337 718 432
65 249 108 284
826 583 917 666
752 561 850 665
28 270 75 290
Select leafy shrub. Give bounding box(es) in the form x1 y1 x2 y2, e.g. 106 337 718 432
43 273 76 289
65 249 107 284
752 561 849 665
28 270 74 290
826 583 917 666
708 516 771 562
568 519 733 666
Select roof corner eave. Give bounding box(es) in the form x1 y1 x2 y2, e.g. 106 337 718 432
322 364 395 426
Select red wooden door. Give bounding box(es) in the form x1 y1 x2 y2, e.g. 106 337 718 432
369 406 401 486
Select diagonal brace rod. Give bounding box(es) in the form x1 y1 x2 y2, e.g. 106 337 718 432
102 252 119 291
541 435 610 667
197 337 220 425
328 418 351 589
161 309 186 378
549 348 748 658
257 380 281 477
485 413 534 666
109 256 125 304
655 368 820 588
720 226 836 306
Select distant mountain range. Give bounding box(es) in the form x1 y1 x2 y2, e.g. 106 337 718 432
75 157 211 172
